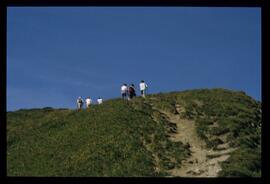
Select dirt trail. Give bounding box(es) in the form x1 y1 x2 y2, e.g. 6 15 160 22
150 103 236 177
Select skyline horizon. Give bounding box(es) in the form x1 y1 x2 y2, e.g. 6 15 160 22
7 87 260 112
7 7 261 111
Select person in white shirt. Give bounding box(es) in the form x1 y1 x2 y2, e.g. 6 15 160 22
121 83 128 100
97 97 103 104
85 97 92 108
139 80 148 98
77 96 84 109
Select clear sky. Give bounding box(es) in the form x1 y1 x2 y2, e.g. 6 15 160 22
7 7 261 111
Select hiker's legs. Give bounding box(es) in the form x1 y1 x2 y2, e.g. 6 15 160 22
131 92 136 99
122 93 126 100
142 90 146 98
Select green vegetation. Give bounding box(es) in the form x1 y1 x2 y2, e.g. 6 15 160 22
7 88 261 177
7 99 189 176
143 88 261 177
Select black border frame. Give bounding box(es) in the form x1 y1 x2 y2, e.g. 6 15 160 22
1 0 268 183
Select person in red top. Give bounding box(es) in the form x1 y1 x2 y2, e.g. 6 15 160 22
128 84 136 100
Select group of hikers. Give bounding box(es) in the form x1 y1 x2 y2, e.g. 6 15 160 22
76 80 148 109
76 97 103 109
121 80 148 100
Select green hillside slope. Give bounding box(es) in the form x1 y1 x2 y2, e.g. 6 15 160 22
7 88 261 177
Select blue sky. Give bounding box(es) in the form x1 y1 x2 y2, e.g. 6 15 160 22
7 7 261 111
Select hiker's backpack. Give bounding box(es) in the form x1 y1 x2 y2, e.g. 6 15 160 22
129 87 135 94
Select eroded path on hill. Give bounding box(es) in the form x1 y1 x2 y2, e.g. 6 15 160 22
149 102 236 177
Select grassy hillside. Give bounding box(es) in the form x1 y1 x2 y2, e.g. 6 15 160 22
7 99 190 176
7 88 261 177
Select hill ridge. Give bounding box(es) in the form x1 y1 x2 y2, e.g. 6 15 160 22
7 88 261 177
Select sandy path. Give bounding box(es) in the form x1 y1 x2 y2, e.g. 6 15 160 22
153 105 236 177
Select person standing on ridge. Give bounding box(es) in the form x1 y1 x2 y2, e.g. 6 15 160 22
121 83 128 100
97 97 103 104
85 97 92 108
77 96 84 110
139 80 148 98
131 84 136 97
128 84 136 100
